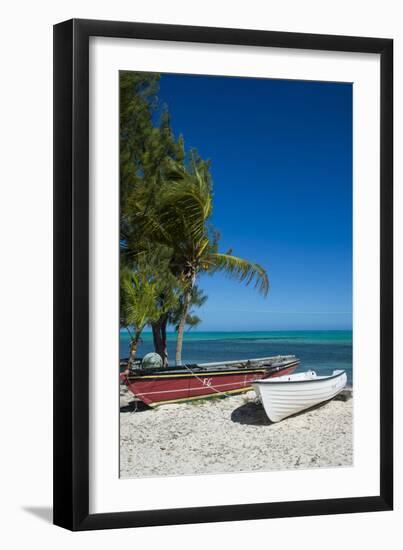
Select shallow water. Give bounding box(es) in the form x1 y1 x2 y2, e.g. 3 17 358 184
120 330 353 385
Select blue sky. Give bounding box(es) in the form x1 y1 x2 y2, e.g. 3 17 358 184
156 73 352 331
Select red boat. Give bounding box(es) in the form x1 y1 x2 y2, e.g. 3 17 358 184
120 355 299 407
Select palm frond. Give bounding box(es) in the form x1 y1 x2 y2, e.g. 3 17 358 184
160 177 212 242
209 252 269 296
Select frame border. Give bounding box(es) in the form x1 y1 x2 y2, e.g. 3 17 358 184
53 18 393 531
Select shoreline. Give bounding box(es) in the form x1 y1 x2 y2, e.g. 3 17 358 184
120 386 353 479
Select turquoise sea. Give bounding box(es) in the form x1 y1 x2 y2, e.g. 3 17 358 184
120 330 353 385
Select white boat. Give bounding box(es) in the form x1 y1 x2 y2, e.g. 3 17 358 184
253 369 347 422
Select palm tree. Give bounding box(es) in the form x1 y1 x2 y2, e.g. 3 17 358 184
120 260 180 367
137 164 269 364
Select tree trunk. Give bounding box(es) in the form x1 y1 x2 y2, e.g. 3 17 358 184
128 329 141 368
175 285 193 365
152 315 168 367
160 316 168 366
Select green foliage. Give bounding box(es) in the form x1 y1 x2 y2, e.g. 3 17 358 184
120 71 159 209
119 71 269 365
119 71 188 361
207 252 269 295
120 71 185 231
120 252 182 332
120 267 160 333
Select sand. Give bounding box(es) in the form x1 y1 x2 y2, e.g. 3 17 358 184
120 385 353 478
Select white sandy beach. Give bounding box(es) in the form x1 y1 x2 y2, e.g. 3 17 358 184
120 385 353 478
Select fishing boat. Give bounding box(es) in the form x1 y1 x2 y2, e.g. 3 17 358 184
120 354 299 407
253 369 347 422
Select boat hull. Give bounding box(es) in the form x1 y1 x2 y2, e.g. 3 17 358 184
253 369 347 422
121 359 299 407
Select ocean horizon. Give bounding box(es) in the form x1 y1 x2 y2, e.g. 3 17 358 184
120 329 353 385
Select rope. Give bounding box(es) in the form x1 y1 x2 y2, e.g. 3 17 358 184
180 361 257 401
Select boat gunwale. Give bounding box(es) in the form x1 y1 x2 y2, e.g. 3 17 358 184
125 361 299 381
124 360 300 380
120 355 297 369
253 369 346 386
126 369 267 380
